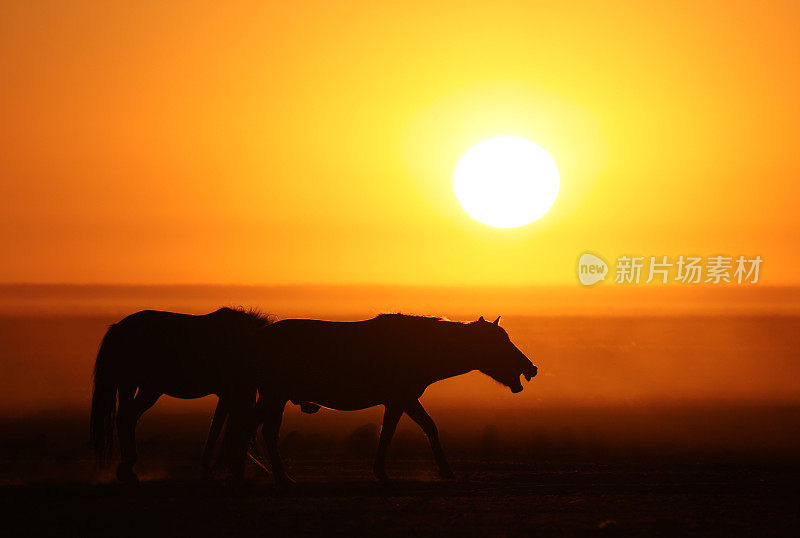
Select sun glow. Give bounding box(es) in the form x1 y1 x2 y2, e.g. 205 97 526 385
453 136 560 228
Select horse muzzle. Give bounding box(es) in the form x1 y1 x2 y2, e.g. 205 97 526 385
523 363 538 381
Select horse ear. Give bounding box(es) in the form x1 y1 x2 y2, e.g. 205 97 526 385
493 316 501 325
478 316 485 322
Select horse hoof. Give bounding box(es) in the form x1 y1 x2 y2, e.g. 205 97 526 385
274 475 295 487
226 474 245 489
201 465 216 480
438 468 456 480
116 466 139 484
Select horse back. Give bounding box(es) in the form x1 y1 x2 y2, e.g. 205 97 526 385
108 309 260 395
261 318 444 405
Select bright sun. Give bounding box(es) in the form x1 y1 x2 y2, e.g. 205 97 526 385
453 136 560 228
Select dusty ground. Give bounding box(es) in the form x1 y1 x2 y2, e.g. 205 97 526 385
2 312 800 535
3 460 799 537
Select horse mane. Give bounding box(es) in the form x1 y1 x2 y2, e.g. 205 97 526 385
373 313 449 323
216 306 275 328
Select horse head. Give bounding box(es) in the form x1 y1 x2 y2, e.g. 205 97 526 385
471 316 537 393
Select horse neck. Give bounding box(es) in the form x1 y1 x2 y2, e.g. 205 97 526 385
421 322 481 382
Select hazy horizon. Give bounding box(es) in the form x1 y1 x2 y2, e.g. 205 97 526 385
2 282 800 318
2 285 799 419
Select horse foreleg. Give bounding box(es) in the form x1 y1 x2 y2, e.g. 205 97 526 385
404 399 454 479
116 387 161 484
259 399 292 485
373 404 402 482
202 398 228 472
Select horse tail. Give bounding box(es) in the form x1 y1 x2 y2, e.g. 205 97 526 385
90 324 121 465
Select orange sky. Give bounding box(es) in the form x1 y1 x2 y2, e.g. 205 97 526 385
1 1 799 286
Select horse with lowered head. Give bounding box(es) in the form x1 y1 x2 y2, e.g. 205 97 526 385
90 307 276 483
229 314 537 483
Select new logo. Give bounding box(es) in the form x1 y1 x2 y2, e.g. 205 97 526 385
578 253 608 286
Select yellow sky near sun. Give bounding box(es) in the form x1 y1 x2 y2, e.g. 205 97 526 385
1 1 799 285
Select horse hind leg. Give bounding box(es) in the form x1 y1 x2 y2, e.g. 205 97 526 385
218 392 259 484
202 398 228 473
258 399 292 485
116 386 161 484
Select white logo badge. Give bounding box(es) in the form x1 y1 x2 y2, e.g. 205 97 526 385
578 253 608 286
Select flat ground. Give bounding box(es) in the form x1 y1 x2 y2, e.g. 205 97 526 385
2 312 800 535
3 460 799 537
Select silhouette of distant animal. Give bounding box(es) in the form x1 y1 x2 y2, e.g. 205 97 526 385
90 307 275 483
228 314 537 483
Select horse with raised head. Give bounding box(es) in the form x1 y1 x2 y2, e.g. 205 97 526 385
89 307 274 483
233 314 537 483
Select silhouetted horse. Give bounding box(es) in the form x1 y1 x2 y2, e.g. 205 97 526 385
90 307 273 483
233 314 537 483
